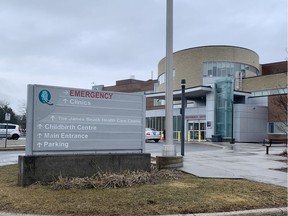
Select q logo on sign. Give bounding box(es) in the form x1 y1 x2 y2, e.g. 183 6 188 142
39 90 53 106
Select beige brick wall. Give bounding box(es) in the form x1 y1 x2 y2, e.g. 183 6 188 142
157 46 259 92
242 73 288 92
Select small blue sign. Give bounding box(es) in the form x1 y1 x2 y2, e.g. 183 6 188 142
39 90 53 106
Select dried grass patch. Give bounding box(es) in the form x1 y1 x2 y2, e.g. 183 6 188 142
0 164 287 216
50 166 182 190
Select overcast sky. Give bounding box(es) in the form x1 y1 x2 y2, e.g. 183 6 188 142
0 0 287 113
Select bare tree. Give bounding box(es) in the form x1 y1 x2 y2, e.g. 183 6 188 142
17 100 27 115
0 100 9 108
269 93 288 135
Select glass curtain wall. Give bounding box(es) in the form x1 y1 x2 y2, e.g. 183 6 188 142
203 61 259 78
146 117 165 131
215 79 233 137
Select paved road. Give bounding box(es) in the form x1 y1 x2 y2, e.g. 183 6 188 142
0 138 25 166
0 150 24 166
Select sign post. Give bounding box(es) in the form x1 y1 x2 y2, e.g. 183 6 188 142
19 84 150 187
4 113 10 148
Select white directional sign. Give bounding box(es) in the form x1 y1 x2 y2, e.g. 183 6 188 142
5 113 11 121
26 84 145 155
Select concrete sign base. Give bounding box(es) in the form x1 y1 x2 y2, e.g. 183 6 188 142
18 153 151 187
156 156 183 169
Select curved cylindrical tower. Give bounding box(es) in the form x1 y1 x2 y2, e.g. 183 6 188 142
157 45 260 92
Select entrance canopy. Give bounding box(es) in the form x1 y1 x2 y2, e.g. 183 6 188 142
146 85 212 101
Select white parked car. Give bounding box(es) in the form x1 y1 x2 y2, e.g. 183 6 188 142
0 123 21 140
145 128 161 143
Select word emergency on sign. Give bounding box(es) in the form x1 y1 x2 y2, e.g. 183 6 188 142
70 90 113 99
26 84 145 155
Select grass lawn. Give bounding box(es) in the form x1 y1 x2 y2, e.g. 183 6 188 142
0 164 287 216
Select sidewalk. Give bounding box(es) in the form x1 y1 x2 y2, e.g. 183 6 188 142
179 142 287 187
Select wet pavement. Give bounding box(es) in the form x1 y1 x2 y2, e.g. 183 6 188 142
178 142 287 187
146 140 221 154
0 138 25 166
0 150 24 166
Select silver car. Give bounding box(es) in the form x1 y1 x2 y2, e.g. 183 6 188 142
145 128 161 143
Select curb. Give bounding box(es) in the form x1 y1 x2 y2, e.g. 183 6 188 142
0 147 25 151
0 207 287 216
161 207 288 216
200 207 288 215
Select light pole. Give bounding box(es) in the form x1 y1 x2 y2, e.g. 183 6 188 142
163 0 176 156
1 107 10 148
181 79 186 156
230 100 235 144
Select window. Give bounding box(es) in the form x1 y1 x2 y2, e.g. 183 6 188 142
203 61 259 78
158 73 165 85
0 125 15 129
268 123 274 133
158 69 176 85
268 122 288 134
251 88 288 97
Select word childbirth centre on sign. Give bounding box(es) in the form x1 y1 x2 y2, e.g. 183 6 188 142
18 84 150 187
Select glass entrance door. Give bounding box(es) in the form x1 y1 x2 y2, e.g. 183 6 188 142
188 121 206 141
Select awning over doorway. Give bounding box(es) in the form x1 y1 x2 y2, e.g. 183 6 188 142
146 85 212 101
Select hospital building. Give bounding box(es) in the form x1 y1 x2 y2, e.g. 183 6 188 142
98 45 287 143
